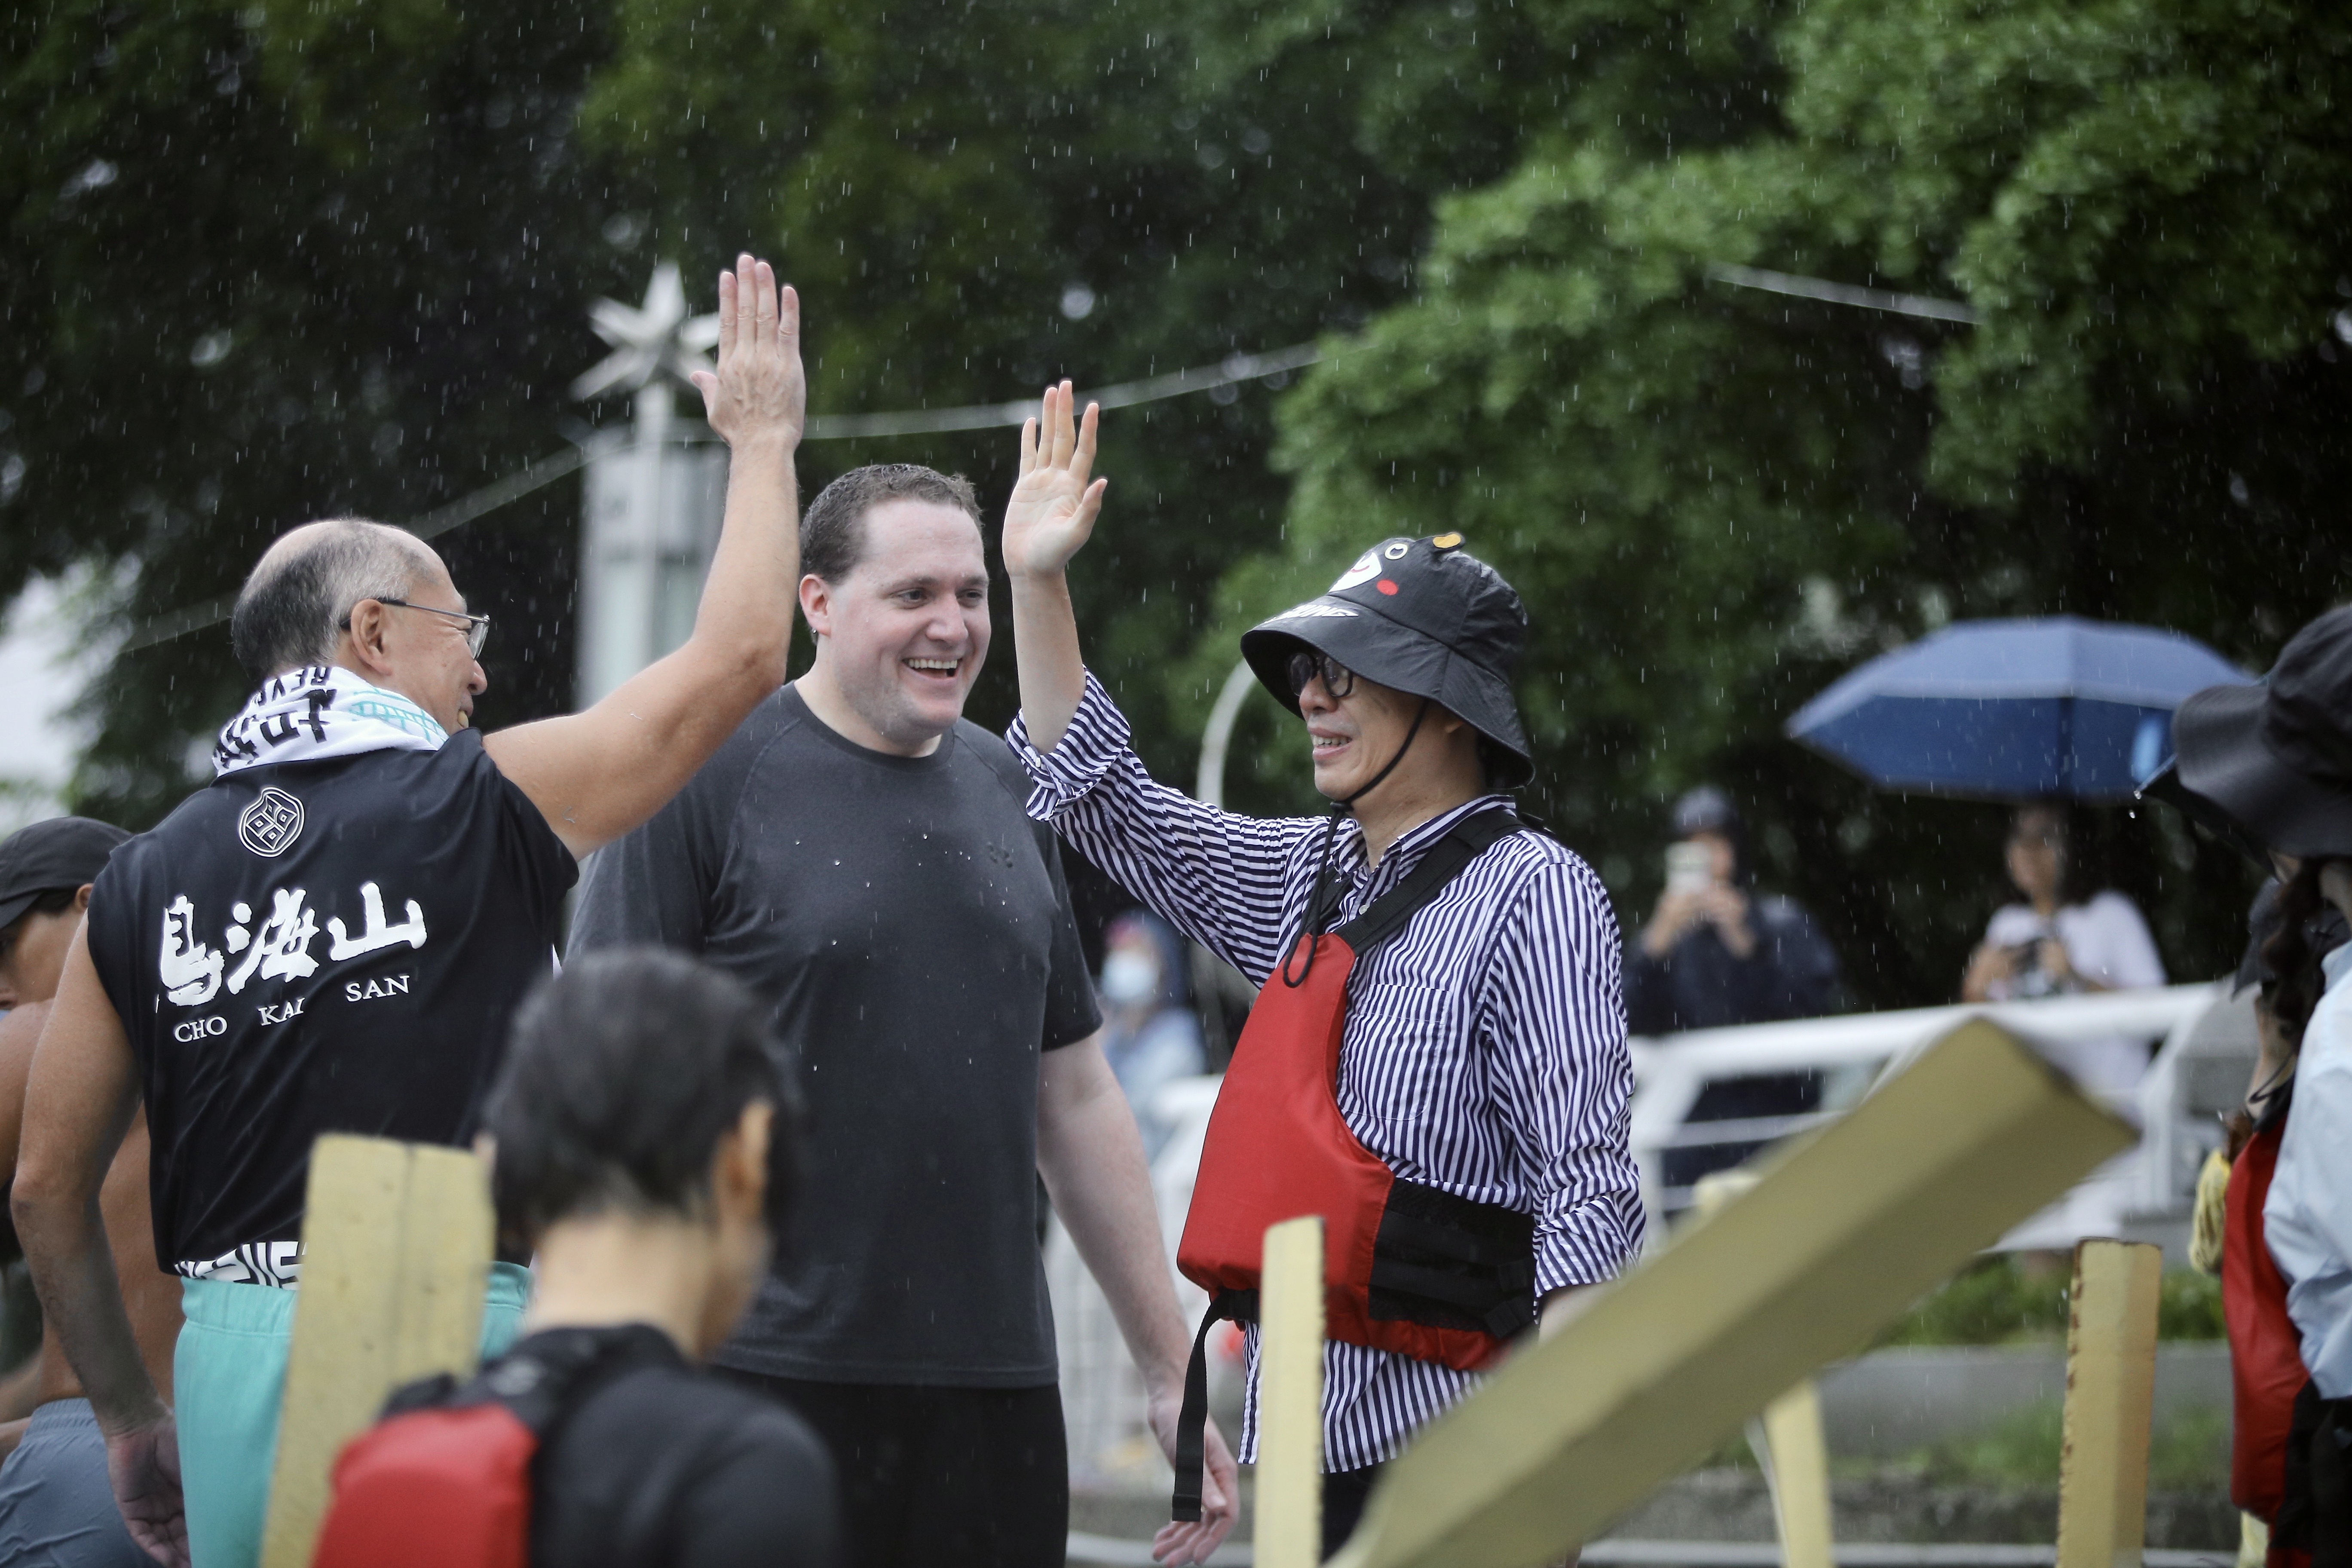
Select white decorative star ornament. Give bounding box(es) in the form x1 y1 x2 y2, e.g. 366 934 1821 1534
570 262 723 401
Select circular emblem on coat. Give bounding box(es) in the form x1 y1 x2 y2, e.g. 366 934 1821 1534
237 786 306 858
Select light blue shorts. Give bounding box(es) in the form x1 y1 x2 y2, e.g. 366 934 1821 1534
175 1260 530 1568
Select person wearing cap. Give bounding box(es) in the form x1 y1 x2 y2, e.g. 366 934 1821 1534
0 817 183 1568
1625 786 1841 1038
1002 387 1640 1558
2165 605 2352 1558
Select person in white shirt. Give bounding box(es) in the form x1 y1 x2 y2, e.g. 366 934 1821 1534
2168 604 2352 1560
1960 802 2166 1092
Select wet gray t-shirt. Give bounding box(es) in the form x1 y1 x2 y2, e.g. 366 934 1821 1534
568 685 1099 1386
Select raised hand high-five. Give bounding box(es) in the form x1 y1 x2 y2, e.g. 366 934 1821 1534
1002 380 1107 578
1005 382 1107 753
691 254 806 453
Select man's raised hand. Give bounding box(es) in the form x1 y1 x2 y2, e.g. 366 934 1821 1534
690 254 805 451
1002 381 1107 580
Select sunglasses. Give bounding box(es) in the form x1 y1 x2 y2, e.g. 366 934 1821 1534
1285 649 1356 701
364 598 492 658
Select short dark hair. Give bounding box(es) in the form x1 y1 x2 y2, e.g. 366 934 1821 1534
800 464 980 584
230 519 427 682
483 949 802 1250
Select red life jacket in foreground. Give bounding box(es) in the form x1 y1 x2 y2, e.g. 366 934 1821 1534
1170 807 1538 1521
2229 1110 2312 1550
313 1329 667 1568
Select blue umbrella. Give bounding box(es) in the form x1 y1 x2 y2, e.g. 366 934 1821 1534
1786 616 2255 802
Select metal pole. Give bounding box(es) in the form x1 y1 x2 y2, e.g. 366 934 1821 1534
630 380 674 677
1196 658 1259 808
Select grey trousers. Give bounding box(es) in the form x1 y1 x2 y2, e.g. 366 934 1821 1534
0 1399 149 1568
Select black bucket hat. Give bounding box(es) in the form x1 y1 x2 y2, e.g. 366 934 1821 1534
1238 533 1535 788
2168 606 2352 861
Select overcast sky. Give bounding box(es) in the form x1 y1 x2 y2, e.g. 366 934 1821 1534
0 575 110 833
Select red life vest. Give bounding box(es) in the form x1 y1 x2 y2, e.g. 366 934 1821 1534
2226 1108 2315 1566
315 1404 539 1568
1169 808 1537 1520
314 1330 666 1568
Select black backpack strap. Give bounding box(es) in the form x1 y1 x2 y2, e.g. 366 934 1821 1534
1333 807 1520 956
1170 1289 1257 1524
379 1325 676 1436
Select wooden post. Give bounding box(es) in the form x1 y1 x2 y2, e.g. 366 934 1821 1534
2055 1238 2163 1568
258 1135 496 1568
1326 1018 2137 1568
1257 1215 1327 1568
1696 1170 1834 1568
1757 1381 1836 1568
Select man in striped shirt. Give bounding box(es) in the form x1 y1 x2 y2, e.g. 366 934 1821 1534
1000 385 1642 1559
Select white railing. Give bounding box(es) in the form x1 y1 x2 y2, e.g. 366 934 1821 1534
1050 982 2234 1483
1627 982 2226 1241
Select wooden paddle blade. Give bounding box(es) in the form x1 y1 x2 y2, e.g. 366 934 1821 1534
259 1134 496 1568
1257 1215 1328 1568
1332 1017 2136 1568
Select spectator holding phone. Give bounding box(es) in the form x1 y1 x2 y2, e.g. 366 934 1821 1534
1960 803 2165 1091
1625 787 1841 1037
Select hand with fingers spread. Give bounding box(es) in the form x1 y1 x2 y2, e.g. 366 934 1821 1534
1002 380 1107 581
690 253 806 453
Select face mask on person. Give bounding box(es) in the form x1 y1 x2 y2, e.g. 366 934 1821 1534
1101 950 1160 1008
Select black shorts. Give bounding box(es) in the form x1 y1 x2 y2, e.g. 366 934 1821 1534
717 1372 1067 1568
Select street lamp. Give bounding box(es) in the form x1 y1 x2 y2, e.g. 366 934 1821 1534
571 263 729 706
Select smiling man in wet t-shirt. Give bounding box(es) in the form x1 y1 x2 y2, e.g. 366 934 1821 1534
570 462 1238 1568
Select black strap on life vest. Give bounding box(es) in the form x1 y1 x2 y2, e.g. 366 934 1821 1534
1319 805 1522 950
1170 805 1530 1523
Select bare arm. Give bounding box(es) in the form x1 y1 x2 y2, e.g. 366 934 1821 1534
0 1002 51 1434
1035 1036 1236 1562
1002 382 1106 754
13 927 186 1567
0 997 46 1180
484 254 806 859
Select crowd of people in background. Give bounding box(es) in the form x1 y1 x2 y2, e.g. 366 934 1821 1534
0 245 2339 1568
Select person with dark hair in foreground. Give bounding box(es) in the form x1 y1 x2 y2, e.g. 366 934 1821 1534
14 255 806 1568
571 455 1236 1568
314 949 839 1568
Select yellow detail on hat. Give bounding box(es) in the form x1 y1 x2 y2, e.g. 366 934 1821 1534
1432 532 1464 549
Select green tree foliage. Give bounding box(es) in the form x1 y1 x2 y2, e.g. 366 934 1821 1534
1257 0 2352 999
0 0 625 825
571 0 1459 772
3 0 2342 1004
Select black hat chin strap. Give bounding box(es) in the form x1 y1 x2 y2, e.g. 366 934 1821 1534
1282 699 1431 989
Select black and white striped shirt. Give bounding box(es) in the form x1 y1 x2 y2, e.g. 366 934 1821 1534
1008 674 1643 1470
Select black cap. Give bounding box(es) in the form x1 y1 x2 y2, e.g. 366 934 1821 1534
2171 607 2352 860
0 817 130 933
1672 787 1743 840
1238 534 1535 787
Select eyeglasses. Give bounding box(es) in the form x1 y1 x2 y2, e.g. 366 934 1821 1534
364 598 491 658
1285 649 1356 701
